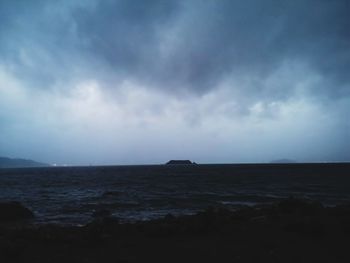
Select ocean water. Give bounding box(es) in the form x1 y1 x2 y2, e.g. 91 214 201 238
0 163 350 225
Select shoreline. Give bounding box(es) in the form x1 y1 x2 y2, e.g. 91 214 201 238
1 198 350 262
2 161 350 170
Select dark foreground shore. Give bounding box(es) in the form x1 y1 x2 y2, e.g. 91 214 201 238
1 198 350 263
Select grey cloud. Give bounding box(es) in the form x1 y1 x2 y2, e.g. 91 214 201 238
70 0 350 100
0 0 93 89
73 0 180 83
1 0 349 99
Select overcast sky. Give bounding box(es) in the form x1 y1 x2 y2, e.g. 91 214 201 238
0 0 349 165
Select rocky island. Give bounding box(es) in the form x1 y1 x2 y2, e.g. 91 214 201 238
165 160 197 165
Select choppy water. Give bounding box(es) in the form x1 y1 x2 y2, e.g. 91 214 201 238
0 163 350 225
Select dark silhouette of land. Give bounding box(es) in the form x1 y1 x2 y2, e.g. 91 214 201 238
1 198 350 262
0 156 49 168
166 160 196 165
0 202 34 221
270 158 297 163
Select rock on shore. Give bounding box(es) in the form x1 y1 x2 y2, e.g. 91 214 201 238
0 201 34 222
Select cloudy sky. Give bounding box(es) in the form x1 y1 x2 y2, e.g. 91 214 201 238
0 0 349 165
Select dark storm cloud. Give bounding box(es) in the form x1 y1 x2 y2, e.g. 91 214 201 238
0 0 92 88
72 0 181 89
71 0 350 99
1 0 349 99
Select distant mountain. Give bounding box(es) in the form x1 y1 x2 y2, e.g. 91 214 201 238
270 159 297 164
0 157 49 168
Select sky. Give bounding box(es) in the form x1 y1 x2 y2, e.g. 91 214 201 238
0 0 350 165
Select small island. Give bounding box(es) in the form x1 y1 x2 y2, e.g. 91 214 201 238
165 160 197 165
270 158 297 164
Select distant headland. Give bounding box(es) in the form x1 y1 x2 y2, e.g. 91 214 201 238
0 157 49 168
165 160 197 165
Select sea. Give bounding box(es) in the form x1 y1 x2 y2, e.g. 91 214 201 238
0 163 350 225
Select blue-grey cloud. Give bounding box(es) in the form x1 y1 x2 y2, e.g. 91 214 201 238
71 0 350 98
1 0 349 97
